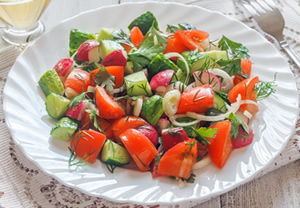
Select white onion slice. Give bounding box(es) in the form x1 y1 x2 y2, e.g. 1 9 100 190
208 68 233 92
169 114 200 127
133 97 143 117
165 52 190 84
163 90 181 117
193 157 212 170
112 83 126 94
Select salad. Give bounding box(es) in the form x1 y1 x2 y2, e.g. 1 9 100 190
38 11 275 183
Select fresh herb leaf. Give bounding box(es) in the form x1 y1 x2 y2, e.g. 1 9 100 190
178 23 196 30
216 58 243 76
166 24 179 33
111 29 134 48
94 66 116 92
68 147 88 170
128 24 167 71
68 92 89 109
192 127 217 145
255 74 277 100
227 113 249 138
182 173 196 183
218 35 250 59
85 109 104 133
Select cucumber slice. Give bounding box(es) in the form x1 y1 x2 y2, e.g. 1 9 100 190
128 11 159 35
171 68 186 83
147 53 179 79
38 69 64 96
45 93 70 119
124 71 152 96
50 117 78 141
212 93 226 113
101 140 130 166
141 95 163 126
97 28 115 41
69 29 96 56
99 40 124 59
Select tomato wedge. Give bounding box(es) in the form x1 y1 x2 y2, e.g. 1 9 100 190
95 86 126 119
91 66 124 88
228 76 259 115
130 26 144 48
157 139 197 179
70 130 106 163
233 59 252 85
64 69 91 99
174 29 209 52
120 129 158 172
207 120 232 168
177 85 214 114
163 35 189 61
108 116 148 142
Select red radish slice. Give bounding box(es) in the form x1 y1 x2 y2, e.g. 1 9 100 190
232 126 254 149
53 58 74 83
161 127 189 152
102 50 127 67
66 100 91 120
193 71 221 91
137 125 159 146
77 40 100 62
150 70 174 91
156 118 171 133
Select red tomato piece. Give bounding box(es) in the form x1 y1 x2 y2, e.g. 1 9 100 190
157 139 198 179
207 120 232 168
95 86 125 119
233 59 252 85
130 26 144 48
90 66 124 88
108 116 148 142
70 130 106 163
120 129 158 172
176 85 214 114
163 35 189 61
174 29 209 52
228 76 259 115
64 69 91 98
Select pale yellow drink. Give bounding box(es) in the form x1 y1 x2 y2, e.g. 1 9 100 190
0 0 51 29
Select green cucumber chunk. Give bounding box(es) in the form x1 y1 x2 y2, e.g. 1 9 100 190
124 71 152 96
45 93 70 119
101 140 130 166
69 29 96 56
212 93 226 113
38 69 64 96
147 53 179 79
178 50 229 73
141 95 163 126
99 40 124 59
50 117 78 141
128 11 159 35
97 28 115 41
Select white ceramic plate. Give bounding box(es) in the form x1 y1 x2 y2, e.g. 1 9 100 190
3 2 299 207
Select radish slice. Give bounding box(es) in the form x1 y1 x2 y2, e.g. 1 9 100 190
66 100 91 120
208 68 233 92
193 71 221 91
163 89 181 117
150 70 174 91
232 127 254 149
156 118 171 132
53 58 74 83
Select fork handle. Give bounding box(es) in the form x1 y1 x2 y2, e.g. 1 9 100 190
279 40 300 69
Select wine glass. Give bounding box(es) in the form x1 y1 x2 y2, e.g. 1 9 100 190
0 0 51 45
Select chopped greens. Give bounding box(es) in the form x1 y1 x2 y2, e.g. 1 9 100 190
218 35 250 59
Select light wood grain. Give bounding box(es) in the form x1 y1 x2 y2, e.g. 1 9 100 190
41 0 300 207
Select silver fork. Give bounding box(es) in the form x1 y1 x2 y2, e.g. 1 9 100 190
234 0 300 69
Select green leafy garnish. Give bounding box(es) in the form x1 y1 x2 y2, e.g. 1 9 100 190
227 113 249 138
255 74 277 100
128 24 167 71
178 23 196 30
192 127 217 145
218 35 250 59
85 109 104 133
68 147 88 170
216 58 243 76
111 29 134 48
93 66 116 92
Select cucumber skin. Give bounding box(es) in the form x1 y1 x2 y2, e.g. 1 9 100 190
101 140 130 166
141 95 164 126
38 69 64 97
50 117 78 141
45 93 70 119
213 93 226 113
124 71 152 96
128 11 159 35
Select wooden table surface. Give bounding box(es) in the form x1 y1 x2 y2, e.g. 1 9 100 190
8 0 300 207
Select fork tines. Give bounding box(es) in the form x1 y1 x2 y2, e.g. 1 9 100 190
237 0 277 16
